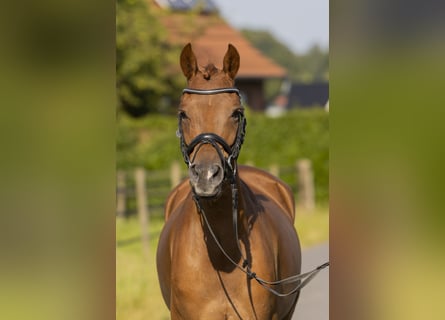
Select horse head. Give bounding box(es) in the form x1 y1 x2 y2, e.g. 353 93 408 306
178 43 246 198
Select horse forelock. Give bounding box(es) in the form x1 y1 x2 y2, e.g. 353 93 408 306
202 63 218 80
188 64 234 89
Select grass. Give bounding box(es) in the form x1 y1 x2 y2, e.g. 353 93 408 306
295 205 330 248
116 206 329 320
116 216 169 320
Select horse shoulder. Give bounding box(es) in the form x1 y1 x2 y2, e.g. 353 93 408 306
239 168 301 319
164 178 191 221
239 165 295 222
158 182 193 310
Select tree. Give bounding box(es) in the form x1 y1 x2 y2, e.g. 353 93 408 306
116 0 183 116
241 29 329 83
300 44 329 82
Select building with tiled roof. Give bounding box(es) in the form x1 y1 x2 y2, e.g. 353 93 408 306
153 0 287 111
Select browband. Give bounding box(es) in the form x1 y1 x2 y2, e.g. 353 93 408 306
182 88 240 96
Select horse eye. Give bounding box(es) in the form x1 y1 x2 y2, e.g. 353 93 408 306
231 109 244 120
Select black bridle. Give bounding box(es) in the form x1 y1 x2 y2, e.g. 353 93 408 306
178 88 246 180
176 87 329 297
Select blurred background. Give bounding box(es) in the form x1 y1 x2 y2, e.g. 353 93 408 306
116 0 328 319
3 0 445 319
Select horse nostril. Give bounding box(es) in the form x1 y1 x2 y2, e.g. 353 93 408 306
209 165 222 180
189 163 223 182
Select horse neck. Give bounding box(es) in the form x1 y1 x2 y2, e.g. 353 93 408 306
195 174 253 270
196 174 249 241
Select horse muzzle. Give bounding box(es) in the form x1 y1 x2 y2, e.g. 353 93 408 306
189 162 224 198
181 132 235 198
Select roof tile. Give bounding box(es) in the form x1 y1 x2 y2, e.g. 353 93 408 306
162 14 287 79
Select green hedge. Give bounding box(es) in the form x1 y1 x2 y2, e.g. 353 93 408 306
117 108 329 202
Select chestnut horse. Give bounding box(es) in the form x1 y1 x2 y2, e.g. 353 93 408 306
157 43 301 319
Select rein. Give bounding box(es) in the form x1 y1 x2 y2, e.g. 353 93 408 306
179 87 329 297
195 193 330 297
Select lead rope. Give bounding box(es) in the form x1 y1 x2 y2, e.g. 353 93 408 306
193 163 330 298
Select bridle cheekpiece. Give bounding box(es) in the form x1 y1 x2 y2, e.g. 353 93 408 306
177 87 246 181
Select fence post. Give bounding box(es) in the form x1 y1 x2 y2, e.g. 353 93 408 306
116 170 127 218
296 159 315 211
135 167 150 256
170 161 181 189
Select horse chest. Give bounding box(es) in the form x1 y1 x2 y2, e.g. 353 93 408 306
171 268 275 320
169 231 277 319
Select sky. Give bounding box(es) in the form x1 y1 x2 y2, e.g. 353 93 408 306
213 0 329 54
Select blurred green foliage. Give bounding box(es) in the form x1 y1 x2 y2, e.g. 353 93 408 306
117 108 329 202
240 109 329 202
241 29 329 83
116 112 179 169
116 0 184 116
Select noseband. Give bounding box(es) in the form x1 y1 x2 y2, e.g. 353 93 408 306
177 87 247 181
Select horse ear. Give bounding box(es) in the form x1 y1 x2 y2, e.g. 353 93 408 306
223 44 240 79
180 43 198 80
